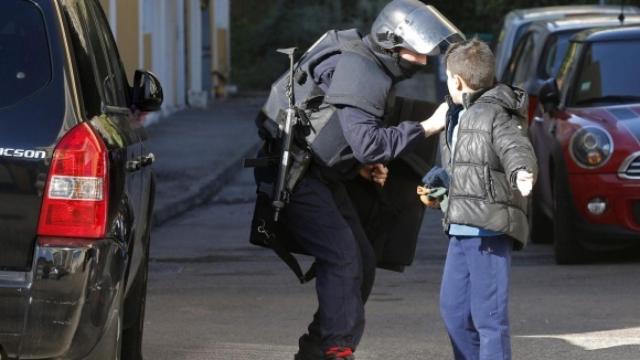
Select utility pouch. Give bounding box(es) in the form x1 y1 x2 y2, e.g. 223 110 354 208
249 191 315 284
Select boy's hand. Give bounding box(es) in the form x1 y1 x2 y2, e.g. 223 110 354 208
516 170 534 197
417 186 441 209
421 102 449 137
360 164 389 187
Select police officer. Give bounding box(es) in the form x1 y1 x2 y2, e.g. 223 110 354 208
254 1 463 359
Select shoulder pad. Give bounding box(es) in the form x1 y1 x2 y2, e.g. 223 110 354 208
324 51 391 117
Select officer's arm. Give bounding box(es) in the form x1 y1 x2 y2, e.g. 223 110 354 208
337 106 426 164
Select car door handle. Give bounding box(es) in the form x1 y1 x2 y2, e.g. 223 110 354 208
141 153 155 167
126 159 142 172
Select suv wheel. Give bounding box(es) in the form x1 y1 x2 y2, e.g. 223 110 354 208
121 231 150 360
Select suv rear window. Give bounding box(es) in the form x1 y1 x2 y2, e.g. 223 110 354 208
0 0 52 108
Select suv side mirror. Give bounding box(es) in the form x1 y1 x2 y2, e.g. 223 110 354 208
539 78 560 111
131 70 163 112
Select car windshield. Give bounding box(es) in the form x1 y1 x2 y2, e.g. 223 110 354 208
572 40 640 106
539 30 578 79
0 0 52 108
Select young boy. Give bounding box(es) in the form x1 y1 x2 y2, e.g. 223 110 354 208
420 40 537 360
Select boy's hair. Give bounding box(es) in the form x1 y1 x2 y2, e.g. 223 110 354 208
444 39 496 90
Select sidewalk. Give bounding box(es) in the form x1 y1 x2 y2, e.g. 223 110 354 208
146 97 265 226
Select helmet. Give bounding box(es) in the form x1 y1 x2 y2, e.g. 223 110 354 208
371 0 464 55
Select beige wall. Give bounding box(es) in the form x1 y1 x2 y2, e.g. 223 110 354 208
99 0 109 16
116 0 140 82
100 0 231 109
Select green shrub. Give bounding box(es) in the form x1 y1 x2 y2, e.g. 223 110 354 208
231 0 600 91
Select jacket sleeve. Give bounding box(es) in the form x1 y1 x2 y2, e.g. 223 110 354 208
492 110 538 188
337 106 425 164
313 52 425 164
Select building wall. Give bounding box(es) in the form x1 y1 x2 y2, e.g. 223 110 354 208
116 0 140 83
99 0 230 116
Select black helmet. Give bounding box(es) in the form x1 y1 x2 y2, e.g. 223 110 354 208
371 0 464 55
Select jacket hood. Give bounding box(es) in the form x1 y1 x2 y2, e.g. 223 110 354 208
464 83 528 118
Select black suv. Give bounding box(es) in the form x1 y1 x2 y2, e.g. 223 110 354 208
0 0 161 359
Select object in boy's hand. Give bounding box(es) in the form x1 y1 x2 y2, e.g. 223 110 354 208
417 186 446 209
422 166 450 189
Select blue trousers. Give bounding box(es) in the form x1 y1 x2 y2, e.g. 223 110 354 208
285 173 376 351
440 235 513 360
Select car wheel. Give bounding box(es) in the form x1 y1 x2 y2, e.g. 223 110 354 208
528 187 552 244
552 173 588 264
121 231 150 360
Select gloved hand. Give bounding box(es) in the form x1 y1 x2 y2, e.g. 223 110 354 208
516 170 534 197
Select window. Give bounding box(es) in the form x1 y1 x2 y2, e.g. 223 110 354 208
61 0 120 117
86 0 130 106
511 34 536 86
502 36 530 85
0 0 52 108
570 40 640 106
538 30 578 80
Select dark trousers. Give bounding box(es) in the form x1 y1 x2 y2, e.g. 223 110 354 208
285 173 376 351
440 235 513 360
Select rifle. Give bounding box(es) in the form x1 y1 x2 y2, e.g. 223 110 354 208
272 47 298 222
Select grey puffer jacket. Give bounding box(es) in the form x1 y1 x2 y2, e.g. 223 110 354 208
441 84 538 247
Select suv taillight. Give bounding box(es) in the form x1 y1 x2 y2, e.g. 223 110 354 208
37 122 109 239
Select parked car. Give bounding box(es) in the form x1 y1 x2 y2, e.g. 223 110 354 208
0 0 161 359
502 15 640 121
494 5 640 80
529 25 640 264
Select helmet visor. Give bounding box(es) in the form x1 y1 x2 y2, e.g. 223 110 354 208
394 5 464 55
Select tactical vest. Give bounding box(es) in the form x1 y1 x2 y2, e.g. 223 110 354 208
260 29 393 171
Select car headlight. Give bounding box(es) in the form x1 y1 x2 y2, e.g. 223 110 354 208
570 127 613 169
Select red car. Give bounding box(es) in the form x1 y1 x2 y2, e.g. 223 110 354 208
531 25 640 264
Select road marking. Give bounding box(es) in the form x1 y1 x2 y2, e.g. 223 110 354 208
518 327 640 350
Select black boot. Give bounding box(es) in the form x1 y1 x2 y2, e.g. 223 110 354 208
294 334 324 360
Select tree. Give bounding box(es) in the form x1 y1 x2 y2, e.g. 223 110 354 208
231 0 600 91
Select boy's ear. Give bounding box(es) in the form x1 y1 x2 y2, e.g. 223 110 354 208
454 74 464 91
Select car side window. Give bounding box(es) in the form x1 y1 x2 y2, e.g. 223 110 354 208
61 0 118 117
61 1 100 117
502 33 530 84
511 34 535 86
86 0 130 107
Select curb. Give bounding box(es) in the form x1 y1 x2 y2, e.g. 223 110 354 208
151 142 260 227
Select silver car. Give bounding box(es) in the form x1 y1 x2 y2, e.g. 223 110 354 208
495 5 640 80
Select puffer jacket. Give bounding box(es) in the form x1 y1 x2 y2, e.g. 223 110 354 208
440 84 538 247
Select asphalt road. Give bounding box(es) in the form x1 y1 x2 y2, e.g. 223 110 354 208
144 170 640 360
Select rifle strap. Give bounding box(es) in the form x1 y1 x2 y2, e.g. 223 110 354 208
268 231 316 284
